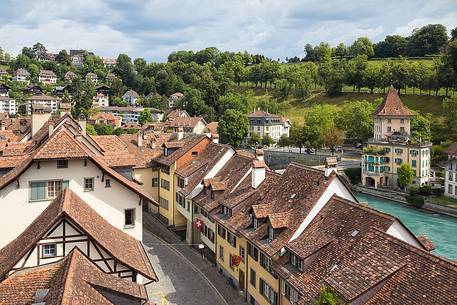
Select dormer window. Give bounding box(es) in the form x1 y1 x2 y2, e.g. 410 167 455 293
164 147 169 156
290 253 304 272
222 206 232 217
268 225 274 241
253 218 258 229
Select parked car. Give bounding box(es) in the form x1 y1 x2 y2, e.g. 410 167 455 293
355 143 364 149
305 148 315 154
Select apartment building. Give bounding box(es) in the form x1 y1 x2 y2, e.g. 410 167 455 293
247 109 290 142
157 116 208 134
168 92 184 109
85 72 98 84
362 86 431 189
123 89 140 106
0 85 16 115
444 143 457 199
38 69 57 85
26 95 60 114
99 106 164 123
88 112 122 128
174 142 235 242
153 134 211 226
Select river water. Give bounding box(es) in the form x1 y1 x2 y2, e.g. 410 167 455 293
356 193 457 260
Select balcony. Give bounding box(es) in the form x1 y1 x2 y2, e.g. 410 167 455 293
363 146 387 155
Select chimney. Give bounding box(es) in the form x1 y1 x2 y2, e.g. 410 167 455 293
77 114 86 135
324 157 338 177
255 149 264 161
137 131 143 147
31 105 52 137
212 134 219 144
177 127 184 140
48 123 54 136
252 159 266 188
60 103 71 117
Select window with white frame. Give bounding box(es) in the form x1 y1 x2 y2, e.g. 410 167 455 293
159 197 169 210
289 253 304 271
47 180 62 198
161 178 170 190
30 180 68 201
84 177 94 191
239 246 245 261
219 245 224 261
259 278 278 305
152 177 159 187
42 244 57 257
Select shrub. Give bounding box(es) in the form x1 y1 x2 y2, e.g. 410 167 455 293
344 168 361 185
418 185 432 196
405 195 425 208
316 286 345 305
408 184 420 195
432 188 444 196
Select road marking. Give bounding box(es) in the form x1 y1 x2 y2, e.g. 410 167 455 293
145 230 230 305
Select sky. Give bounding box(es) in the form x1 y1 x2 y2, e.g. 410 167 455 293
0 0 456 62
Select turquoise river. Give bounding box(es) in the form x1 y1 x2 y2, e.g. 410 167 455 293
356 193 457 261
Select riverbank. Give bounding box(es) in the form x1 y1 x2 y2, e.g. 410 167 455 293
353 185 457 218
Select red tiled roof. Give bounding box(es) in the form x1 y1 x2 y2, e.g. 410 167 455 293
0 248 148 305
0 188 157 282
373 86 414 117
33 128 89 160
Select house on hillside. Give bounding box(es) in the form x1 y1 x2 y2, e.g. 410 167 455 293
247 109 290 142
0 84 16 115
85 72 98 84
0 69 8 79
99 106 164 123
93 85 110 107
26 95 59 114
13 68 30 83
106 72 117 83
123 89 140 106
88 112 121 128
168 92 183 109
362 86 431 189
38 69 57 85
64 70 77 82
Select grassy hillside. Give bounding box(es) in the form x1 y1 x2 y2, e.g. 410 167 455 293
238 86 445 125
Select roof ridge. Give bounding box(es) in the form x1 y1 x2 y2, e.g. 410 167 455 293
331 194 395 222
371 228 457 271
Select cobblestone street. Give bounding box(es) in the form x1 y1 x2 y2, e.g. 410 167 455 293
143 214 246 305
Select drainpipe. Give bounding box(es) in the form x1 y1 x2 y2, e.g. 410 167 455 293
245 251 249 302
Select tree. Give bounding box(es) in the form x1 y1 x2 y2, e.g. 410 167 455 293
374 35 407 58
302 105 338 149
443 95 457 141
56 49 71 65
249 133 262 147
407 24 448 56
411 112 432 142
318 59 346 95
86 124 97 136
290 123 305 153
349 37 374 57
217 92 253 115
138 109 152 125
337 101 375 141
32 42 47 60
333 43 347 58
398 163 415 189
316 286 345 305
277 135 290 150
218 109 248 148
324 127 344 154
261 135 274 147
345 55 368 92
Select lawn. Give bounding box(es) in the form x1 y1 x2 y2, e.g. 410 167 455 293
432 196 457 209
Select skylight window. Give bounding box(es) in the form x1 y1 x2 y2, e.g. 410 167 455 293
290 193 296 199
351 230 360 237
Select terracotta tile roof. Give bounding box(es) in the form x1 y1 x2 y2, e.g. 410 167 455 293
193 153 257 212
0 248 148 305
0 188 157 282
0 155 28 169
164 116 206 129
89 112 119 121
155 134 209 166
248 110 281 119
373 86 414 117
166 109 189 121
325 229 457 305
204 122 218 135
33 128 89 160
91 135 136 167
175 142 231 196
118 133 163 169
240 163 340 256
15 68 30 76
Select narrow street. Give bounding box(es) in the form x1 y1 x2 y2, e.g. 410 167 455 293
143 221 246 305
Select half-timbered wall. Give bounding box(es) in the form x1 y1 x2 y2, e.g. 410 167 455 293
10 217 137 282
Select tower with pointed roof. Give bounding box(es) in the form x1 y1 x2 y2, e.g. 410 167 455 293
362 87 431 189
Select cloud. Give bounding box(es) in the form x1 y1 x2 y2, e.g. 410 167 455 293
0 0 456 61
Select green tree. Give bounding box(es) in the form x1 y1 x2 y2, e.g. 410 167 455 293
374 35 407 58
316 286 345 305
333 43 347 58
398 163 415 189
349 37 374 57
345 55 368 92
261 135 274 147
337 101 375 141
32 42 47 60
290 123 305 153
443 95 457 140
248 133 262 147
56 49 71 65
302 104 338 149
411 112 431 142
406 24 448 56
324 126 344 154
277 134 290 150
218 109 248 148
86 124 97 136
217 91 253 115
318 59 346 95
138 109 153 125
